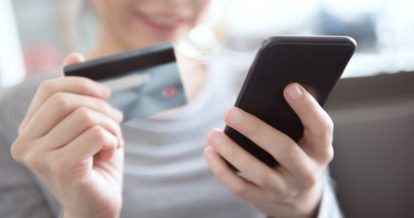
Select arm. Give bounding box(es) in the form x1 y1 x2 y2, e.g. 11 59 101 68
205 83 341 218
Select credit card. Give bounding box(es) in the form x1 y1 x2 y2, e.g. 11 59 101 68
64 43 187 121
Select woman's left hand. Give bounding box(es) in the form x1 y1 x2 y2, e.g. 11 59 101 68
204 83 334 218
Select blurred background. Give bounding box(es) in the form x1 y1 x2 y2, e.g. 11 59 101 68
1 0 414 217
2 0 414 86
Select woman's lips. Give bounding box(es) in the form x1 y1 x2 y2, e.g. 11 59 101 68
134 11 187 32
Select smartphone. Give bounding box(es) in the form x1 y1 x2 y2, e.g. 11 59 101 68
224 36 356 168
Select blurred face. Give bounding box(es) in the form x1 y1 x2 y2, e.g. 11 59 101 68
92 0 211 51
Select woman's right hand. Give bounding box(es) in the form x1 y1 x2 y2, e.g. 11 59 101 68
11 54 125 218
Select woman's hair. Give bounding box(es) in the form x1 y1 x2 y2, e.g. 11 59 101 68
55 0 97 53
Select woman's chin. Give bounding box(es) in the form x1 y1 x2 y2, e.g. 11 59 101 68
125 30 188 49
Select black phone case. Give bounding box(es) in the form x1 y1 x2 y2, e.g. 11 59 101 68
224 36 356 168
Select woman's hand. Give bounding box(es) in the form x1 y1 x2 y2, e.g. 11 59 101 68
205 83 334 218
11 54 125 218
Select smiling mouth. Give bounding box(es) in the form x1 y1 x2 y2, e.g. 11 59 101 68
134 10 188 32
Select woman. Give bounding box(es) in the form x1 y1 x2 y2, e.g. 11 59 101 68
4 0 341 217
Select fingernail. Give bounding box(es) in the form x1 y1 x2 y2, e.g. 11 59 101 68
287 84 303 100
204 147 215 160
99 85 111 97
208 131 222 146
114 109 124 122
227 109 243 125
119 137 125 149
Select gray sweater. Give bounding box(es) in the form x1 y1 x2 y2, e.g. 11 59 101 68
0 50 342 218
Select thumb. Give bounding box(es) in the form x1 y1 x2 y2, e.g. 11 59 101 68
63 53 85 67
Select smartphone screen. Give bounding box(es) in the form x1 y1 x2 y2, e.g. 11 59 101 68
224 36 356 167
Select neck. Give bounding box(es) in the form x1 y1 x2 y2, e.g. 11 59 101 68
88 28 129 60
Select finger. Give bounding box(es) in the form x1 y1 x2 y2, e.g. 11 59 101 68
21 53 89 131
207 129 285 193
63 53 85 66
41 107 123 151
283 83 334 163
94 149 117 162
224 107 314 178
20 77 111 134
23 92 123 138
203 146 268 202
61 125 118 164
